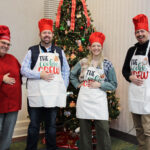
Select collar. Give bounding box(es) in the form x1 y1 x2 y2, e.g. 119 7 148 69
39 43 52 52
135 40 149 49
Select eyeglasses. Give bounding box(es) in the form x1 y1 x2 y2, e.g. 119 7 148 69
0 41 11 47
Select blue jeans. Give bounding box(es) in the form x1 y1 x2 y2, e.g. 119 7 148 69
0 111 18 150
26 106 58 150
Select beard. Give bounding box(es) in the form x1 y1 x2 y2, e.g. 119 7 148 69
137 35 148 44
41 36 52 44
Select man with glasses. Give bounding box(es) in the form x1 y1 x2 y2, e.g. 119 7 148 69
0 25 22 150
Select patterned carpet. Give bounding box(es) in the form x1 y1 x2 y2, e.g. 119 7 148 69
10 136 137 150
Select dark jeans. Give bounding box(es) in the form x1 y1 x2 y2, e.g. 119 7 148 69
25 106 58 150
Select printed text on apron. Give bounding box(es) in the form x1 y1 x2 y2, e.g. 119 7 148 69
27 47 67 107
128 41 150 114
77 63 109 120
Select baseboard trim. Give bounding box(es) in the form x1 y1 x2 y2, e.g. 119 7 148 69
110 128 138 145
12 133 45 142
13 128 138 145
12 135 27 142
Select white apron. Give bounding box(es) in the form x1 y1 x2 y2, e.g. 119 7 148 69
76 63 109 120
27 47 66 107
128 41 150 114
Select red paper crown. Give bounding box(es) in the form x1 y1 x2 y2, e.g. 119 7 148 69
133 14 149 32
89 32 105 47
38 18 53 33
0 25 10 41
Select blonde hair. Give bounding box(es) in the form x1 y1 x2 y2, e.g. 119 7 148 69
87 50 104 68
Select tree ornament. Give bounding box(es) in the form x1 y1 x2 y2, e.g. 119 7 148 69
75 127 80 133
76 40 81 46
76 13 81 18
66 55 70 60
70 53 76 60
60 26 65 30
81 37 85 42
80 26 84 30
78 45 83 52
64 127 67 132
64 111 71 117
78 6 82 10
42 137 46 144
65 30 68 35
63 45 66 50
67 20 71 27
69 101 76 107
85 29 88 33
67 8 70 14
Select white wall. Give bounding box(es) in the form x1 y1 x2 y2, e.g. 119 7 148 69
86 0 150 135
0 0 150 138
0 0 44 137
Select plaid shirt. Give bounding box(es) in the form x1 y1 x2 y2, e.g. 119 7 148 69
103 59 113 81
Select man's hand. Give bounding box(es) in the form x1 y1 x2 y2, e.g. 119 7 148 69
40 71 54 81
89 81 101 88
3 73 16 85
129 75 144 86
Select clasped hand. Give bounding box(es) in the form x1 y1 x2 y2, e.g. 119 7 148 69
3 73 16 85
129 75 144 86
40 71 54 81
78 80 101 89
88 80 101 88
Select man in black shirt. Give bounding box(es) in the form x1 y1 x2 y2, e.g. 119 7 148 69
122 14 150 150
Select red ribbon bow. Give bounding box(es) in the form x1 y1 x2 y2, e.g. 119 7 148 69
56 0 64 28
56 0 91 31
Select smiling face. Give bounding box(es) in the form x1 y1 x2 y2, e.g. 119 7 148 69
39 30 53 45
135 29 149 44
0 39 10 57
89 42 102 56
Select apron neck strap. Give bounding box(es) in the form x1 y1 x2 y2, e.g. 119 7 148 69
145 41 150 56
133 41 150 56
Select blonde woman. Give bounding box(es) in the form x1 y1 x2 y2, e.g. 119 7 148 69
70 32 117 150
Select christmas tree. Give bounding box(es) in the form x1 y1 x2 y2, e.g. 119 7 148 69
53 0 120 132
54 0 94 66
41 0 120 148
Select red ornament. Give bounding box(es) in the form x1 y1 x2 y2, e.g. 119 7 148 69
42 137 46 144
67 8 70 14
78 45 83 52
69 101 76 107
80 26 84 30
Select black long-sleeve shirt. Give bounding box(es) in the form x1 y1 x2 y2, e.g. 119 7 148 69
122 40 150 82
